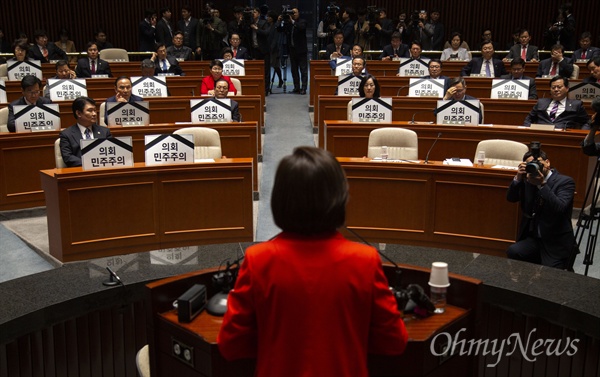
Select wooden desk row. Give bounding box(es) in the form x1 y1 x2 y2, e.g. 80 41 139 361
0 122 259 211
1 75 266 106
37 60 266 80
42 160 254 262
309 60 591 106
326 121 592 208
311 75 591 110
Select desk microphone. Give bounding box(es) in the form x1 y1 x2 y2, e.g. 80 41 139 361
103 267 125 287
191 89 195 96
411 109 434 124
206 254 244 316
396 85 409 96
424 132 442 164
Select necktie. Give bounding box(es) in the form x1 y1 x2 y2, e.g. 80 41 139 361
485 60 491 77
394 49 398 56
581 50 586 59
42 47 48 59
91 60 96 74
233 48 237 58
521 46 526 60
84 128 91 139
549 101 559 122
550 62 557 76
162 59 167 71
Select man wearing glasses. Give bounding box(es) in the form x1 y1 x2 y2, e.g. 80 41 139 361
7 75 53 132
500 58 538 99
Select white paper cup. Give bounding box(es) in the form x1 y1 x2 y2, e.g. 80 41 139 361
428 261 450 288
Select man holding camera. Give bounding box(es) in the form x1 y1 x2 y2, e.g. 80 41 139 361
582 98 600 156
506 144 575 269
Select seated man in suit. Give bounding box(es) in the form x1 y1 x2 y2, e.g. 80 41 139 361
214 78 241 122
229 33 249 59
503 29 539 62
461 41 507 77
104 76 144 125
379 32 409 60
442 76 483 123
27 29 67 63
151 43 185 76
7 75 53 132
536 44 573 78
75 42 112 78
167 31 193 61
506 146 575 269
60 97 112 167
571 32 600 62
524 76 589 129
582 56 600 83
421 58 449 93
43 60 76 98
500 58 538 99
326 30 351 60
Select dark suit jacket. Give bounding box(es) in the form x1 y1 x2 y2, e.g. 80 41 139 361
536 58 573 78
325 43 351 59
75 58 112 78
155 18 173 47
254 19 271 56
289 18 308 54
582 76 600 84
166 45 193 61
571 46 600 62
104 94 144 125
421 75 450 93
230 99 241 122
507 169 575 267
177 17 200 50
139 19 156 52
27 42 67 63
500 74 538 99
378 44 409 60
59 124 113 167
582 138 600 156
505 44 539 61
524 98 589 129
231 46 250 60
154 55 185 76
461 57 507 77
7 97 53 132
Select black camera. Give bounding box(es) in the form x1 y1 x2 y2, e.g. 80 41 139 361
526 141 544 174
281 5 295 17
392 283 435 316
242 7 254 24
326 2 340 15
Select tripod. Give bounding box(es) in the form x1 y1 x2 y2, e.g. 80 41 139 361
574 157 600 276
269 22 289 94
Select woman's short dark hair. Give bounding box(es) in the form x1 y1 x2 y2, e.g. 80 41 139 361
13 39 29 52
358 74 380 97
72 96 96 119
449 32 463 44
210 59 224 69
271 146 348 234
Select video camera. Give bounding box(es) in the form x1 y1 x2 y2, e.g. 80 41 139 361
525 141 544 174
281 5 295 18
326 2 340 15
366 6 380 25
242 6 254 25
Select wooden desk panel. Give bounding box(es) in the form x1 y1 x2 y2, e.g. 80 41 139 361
339 158 519 255
41 160 253 262
326 121 592 207
0 123 259 210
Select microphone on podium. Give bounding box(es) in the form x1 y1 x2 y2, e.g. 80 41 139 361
411 109 434 124
424 132 442 164
396 85 409 96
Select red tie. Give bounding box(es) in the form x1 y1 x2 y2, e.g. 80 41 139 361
42 47 48 59
91 60 96 74
550 63 557 76
581 50 586 59
233 49 237 58
521 46 526 60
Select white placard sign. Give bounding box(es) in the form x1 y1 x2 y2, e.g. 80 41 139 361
490 79 529 100
81 137 134 170
0 79 6 103
409 78 445 98
334 57 353 76
13 104 61 132
397 58 430 77
568 82 600 101
47 78 88 101
351 98 393 123
436 100 481 125
220 59 246 76
337 75 362 96
131 76 168 98
190 98 232 123
144 134 194 165
7 59 43 81
106 101 150 126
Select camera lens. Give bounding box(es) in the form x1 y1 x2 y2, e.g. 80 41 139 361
525 162 541 174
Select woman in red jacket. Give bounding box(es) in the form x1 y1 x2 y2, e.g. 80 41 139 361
218 146 408 377
200 59 237 96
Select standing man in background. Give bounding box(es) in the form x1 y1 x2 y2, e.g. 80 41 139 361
279 7 308 95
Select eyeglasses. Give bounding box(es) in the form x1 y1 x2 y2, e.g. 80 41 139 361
25 90 42 95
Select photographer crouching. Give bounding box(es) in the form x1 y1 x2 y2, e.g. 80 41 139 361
506 142 576 269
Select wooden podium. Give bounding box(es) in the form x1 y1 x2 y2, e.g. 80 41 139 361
41 159 253 262
145 264 482 376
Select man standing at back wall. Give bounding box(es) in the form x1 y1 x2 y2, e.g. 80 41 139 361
278 7 308 95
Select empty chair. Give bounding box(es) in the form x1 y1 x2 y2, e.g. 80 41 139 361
54 138 67 168
367 127 419 160
230 77 242 95
99 48 129 62
136 344 150 377
0 63 7 80
473 139 529 166
0 107 8 132
99 102 107 126
173 127 222 159
570 64 580 80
